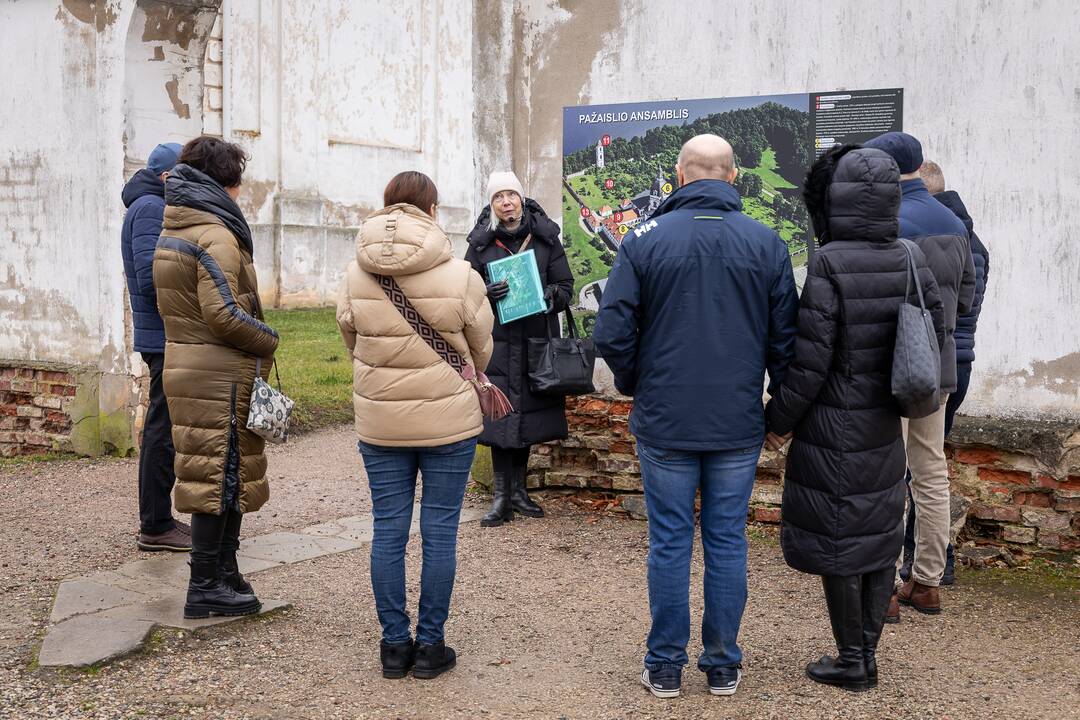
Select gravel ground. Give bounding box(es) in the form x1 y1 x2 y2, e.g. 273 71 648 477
1 425 1078 719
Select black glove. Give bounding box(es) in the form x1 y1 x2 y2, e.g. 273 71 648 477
486 280 510 301
543 285 566 313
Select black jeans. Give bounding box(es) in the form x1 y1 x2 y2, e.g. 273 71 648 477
190 510 244 566
138 352 177 535
904 362 972 564
491 446 531 479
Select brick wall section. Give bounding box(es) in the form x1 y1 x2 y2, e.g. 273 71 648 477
532 396 1080 560
0 366 76 456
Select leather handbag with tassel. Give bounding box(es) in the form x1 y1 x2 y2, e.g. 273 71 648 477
376 274 512 421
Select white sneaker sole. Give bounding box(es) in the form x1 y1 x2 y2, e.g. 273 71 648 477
640 669 680 698
709 670 742 696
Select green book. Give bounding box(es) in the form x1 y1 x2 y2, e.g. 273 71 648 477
487 249 547 324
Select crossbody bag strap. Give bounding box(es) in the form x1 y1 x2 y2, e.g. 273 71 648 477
376 274 468 374
254 357 284 391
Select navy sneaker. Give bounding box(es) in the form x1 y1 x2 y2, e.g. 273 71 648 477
706 666 742 696
641 666 681 698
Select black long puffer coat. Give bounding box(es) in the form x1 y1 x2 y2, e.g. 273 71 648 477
766 147 946 577
465 199 575 449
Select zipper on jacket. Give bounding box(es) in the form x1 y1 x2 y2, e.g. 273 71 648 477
221 382 239 514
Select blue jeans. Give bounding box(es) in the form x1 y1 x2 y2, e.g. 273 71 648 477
637 442 760 672
359 438 477 646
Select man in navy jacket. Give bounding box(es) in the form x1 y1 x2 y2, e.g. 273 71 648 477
865 133 974 618
595 134 798 698
121 142 190 552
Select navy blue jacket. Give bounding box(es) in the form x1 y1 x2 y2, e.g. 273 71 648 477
935 190 989 364
594 179 799 451
897 179 975 393
121 170 167 353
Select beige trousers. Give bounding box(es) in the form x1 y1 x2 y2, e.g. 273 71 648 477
896 396 950 588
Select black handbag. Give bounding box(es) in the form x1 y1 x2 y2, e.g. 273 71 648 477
527 308 596 396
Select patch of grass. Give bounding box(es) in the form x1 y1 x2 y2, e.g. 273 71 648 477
0 451 80 469
264 307 354 433
961 557 1080 599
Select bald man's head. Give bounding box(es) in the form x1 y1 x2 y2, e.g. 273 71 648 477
676 134 737 186
920 160 945 194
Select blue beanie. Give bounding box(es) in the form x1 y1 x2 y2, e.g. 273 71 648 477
863 132 923 174
146 142 183 175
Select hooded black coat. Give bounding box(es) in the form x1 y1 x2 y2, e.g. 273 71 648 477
766 148 946 577
465 198 574 449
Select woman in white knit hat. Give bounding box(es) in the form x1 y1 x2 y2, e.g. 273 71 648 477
465 171 575 527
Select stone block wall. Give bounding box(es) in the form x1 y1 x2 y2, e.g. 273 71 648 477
0 363 138 458
530 396 1080 560
0 366 77 457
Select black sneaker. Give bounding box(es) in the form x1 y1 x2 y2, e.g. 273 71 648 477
706 666 742 696
640 667 681 698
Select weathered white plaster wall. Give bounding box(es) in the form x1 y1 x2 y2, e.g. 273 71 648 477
501 0 1080 420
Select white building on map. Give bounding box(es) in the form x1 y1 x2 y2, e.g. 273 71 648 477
595 139 605 168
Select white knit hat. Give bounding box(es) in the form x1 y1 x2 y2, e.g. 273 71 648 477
486 171 525 204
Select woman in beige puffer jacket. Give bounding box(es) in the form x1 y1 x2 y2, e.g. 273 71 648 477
336 171 493 681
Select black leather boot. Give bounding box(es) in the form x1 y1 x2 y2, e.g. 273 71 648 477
218 550 254 595
860 567 895 688
380 640 416 679
481 473 515 527
413 641 456 679
806 575 870 692
218 510 254 595
184 560 261 619
509 465 544 518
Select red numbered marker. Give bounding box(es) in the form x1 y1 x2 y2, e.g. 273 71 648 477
613 211 623 223
580 206 590 218
604 178 615 190
601 134 611 146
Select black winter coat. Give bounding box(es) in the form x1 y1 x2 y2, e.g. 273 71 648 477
465 199 574 449
935 191 989 365
766 148 946 577
121 170 168 353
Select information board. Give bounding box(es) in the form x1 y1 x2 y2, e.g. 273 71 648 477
562 88 902 333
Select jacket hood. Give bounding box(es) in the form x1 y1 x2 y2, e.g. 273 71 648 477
356 203 452 277
824 148 900 244
934 190 974 235
165 163 253 254
467 197 560 251
653 179 742 218
122 169 164 208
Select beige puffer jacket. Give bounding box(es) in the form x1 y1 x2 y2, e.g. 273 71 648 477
337 203 494 447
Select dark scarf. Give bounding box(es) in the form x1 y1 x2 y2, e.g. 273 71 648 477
165 163 254 254
494 206 534 247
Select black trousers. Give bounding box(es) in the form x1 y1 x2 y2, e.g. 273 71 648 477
138 352 177 535
491 446 531 478
190 509 243 566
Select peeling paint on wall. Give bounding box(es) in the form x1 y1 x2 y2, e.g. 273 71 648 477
1009 353 1080 396
60 0 119 32
164 75 191 118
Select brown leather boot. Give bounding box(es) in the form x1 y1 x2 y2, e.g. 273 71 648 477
897 580 941 614
884 593 900 624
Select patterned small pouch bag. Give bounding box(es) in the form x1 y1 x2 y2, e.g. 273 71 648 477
247 358 295 444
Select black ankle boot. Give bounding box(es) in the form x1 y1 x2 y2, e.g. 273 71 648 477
413 641 456 679
184 560 261 619
481 473 515 527
807 575 869 692
380 640 416 679
859 567 895 688
509 466 544 518
218 550 254 595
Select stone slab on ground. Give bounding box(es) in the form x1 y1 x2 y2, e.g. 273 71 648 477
37 505 484 668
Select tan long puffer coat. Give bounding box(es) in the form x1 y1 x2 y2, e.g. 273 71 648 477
154 205 278 514
337 203 494 447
